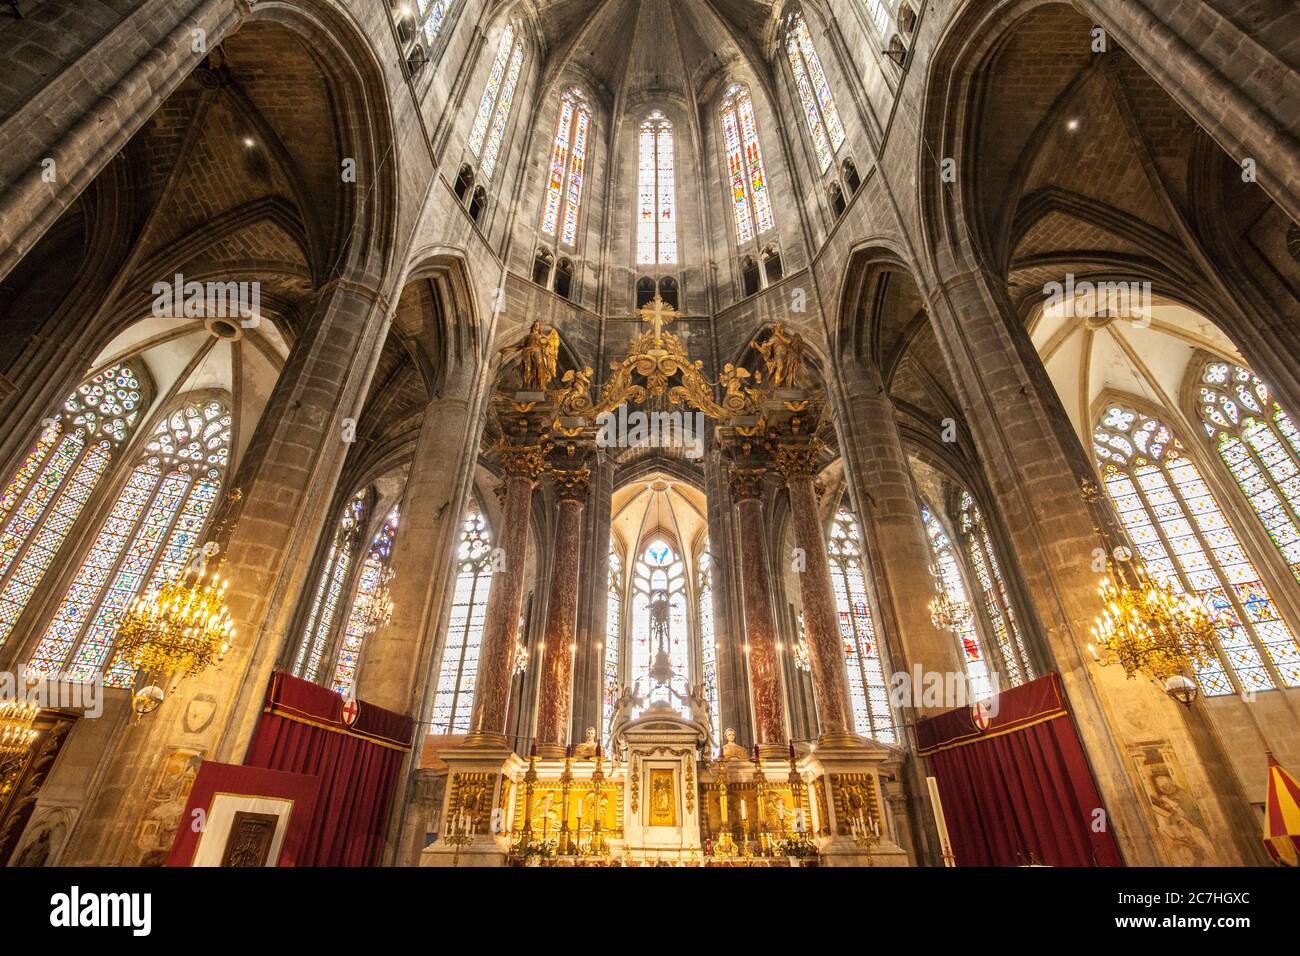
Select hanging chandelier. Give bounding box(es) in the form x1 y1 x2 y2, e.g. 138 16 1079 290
929 592 972 634
0 698 40 769
1088 561 1221 692
360 567 395 635
115 545 235 715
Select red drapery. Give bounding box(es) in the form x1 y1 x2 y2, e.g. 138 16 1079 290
915 673 1123 867
244 672 414 867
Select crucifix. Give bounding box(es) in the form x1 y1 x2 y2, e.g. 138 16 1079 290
638 295 680 345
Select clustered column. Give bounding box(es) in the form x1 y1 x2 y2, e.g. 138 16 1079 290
468 443 545 743
534 465 591 755
775 443 855 740
728 467 787 751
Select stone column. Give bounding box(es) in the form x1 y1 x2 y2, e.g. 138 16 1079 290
355 360 487 715
534 467 590 755
774 444 854 740
832 358 965 688
729 468 787 752
467 444 544 743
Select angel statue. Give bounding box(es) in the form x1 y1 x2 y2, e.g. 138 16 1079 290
751 322 806 390
718 362 761 415
556 365 594 417
500 321 559 391
608 680 642 738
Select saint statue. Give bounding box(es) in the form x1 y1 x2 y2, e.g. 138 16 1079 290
500 321 560 391
720 727 749 762
608 681 642 738
751 322 807 390
574 726 598 759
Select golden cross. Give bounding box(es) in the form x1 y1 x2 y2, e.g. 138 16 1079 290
638 294 679 343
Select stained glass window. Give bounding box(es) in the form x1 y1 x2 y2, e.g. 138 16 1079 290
603 542 622 742
27 399 231 686
827 509 896 742
720 84 776 245
1095 403 1300 695
430 501 494 733
330 506 399 697
540 88 591 248
785 12 846 174
959 491 1033 688
0 364 143 650
629 538 688 715
1196 361 1300 584
295 491 366 682
636 111 677 266
468 21 524 182
414 0 454 45
921 502 993 700
863 0 895 36
697 549 721 736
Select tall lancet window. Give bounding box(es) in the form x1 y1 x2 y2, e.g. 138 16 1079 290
540 88 592 247
468 20 525 181
629 539 688 715
430 501 495 733
921 502 993 700
827 508 896 742
785 11 846 173
959 491 1034 687
413 0 454 44
636 111 677 266
1095 403 1300 695
1196 360 1300 583
28 399 231 687
720 84 775 244
603 542 622 741
295 491 365 682
0 364 144 651
697 549 721 735
330 506 399 697
863 0 896 36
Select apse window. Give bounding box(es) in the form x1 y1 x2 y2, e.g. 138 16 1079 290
785 10 847 173
636 110 677 266
720 83 776 245
468 19 525 182
540 88 592 247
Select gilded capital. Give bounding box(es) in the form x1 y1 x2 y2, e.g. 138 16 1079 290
728 466 767 502
552 467 591 502
499 443 548 482
773 442 822 481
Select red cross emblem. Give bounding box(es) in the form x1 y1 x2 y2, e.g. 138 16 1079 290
342 696 360 727
971 701 992 733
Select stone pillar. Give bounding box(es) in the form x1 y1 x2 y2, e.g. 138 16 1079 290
570 457 613 741
705 450 750 746
729 468 787 753
355 360 487 715
534 467 590 755
774 444 855 740
467 445 544 743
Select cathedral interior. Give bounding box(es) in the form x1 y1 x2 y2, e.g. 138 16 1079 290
1 0 1300 872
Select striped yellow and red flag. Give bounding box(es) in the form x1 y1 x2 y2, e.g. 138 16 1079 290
1265 752 1300 867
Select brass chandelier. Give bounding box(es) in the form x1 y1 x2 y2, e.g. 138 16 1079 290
1088 559 1221 692
0 698 39 766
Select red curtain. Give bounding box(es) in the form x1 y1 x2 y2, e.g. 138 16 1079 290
244 672 414 867
916 674 1123 867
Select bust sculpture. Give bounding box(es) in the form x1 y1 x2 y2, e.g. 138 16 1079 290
721 727 749 761
574 726 598 758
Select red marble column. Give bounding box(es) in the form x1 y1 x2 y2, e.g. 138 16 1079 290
730 468 787 749
468 445 544 743
534 469 589 755
777 446 855 739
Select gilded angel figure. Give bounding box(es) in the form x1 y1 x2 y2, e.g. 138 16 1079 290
501 321 560 391
751 322 806 390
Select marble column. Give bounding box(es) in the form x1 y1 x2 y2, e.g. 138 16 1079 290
534 468 590 755
775 445 854 740
468 444 544 742
729 468 787 751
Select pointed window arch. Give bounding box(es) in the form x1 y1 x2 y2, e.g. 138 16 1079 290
468 20 525 182
629 538 688 715
827 508 896 742
636 110 677 266
430 500 495 733
784 11 846 174
540 88 592 247
921 501 993 699
0 364 145 651
1095 401 1300 694
27 398 231 686
959 491 1034 687
602 540 622 740
330 506 399 697
720 83 775 244
1195 360 1300 583
295 491 366 683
